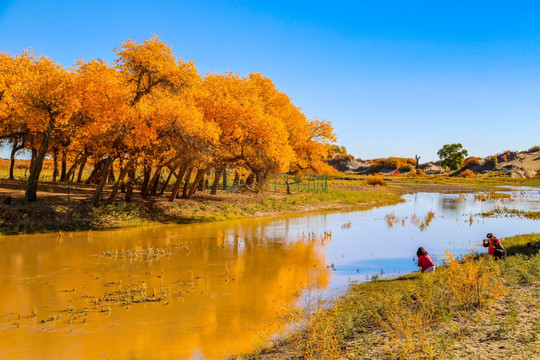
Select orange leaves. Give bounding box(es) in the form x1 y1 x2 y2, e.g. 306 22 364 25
2 51 77 135
198 72 336 179
3 34 336 193
114 35 199 105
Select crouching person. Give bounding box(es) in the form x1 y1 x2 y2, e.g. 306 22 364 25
483 233 506 259
417 247 436 273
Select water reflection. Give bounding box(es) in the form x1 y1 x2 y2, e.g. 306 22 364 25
0 221 330 359
438 196 466 213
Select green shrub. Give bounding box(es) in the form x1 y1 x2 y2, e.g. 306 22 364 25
485 156 498 167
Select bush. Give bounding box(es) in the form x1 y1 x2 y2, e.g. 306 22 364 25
398 164 414 172
497 150 513 163
368 163 383 172
484 156 498 167
391 170 401 177
411 169 425 176
368 157 415 172
528 145 540 153
461 157 482 168
365 174 387 186
459 169 475 178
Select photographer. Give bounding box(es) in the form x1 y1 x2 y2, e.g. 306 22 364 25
483 233 506 259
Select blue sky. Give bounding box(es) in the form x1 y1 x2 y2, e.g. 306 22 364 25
1 0 539 161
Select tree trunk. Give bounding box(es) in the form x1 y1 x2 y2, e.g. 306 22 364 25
167 164 187 201
52 147 59 182
106 159 133 205
9 138 24 180
143 165 163 198
150 170 161 194
140 161 152 195
30 147 37 170
25 121 54 202
233 171 239 186
85 158 106 184
125 163 136 202
181 167 194 198
197 172 205 192
222 168 228 190
64 153 82 182
118 158 126 193
246 173 255 186
186 168 207 199
90 156 113 207
107 163 116 183
59 148 67 182
210 167 223 195
160 165 177 195
9 150 15 180
77 154 88 183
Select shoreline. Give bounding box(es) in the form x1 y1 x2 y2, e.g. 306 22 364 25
1 177 539 236
232 233 540 360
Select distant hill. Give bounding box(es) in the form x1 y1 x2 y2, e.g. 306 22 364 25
327 148 540 178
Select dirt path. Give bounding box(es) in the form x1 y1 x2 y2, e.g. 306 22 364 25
448 283 540 359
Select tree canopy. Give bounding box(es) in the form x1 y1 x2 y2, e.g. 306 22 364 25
0 36 336 202
437 143 468 170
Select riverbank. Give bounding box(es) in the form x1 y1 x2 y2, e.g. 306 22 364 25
233 233 540 359
0 178 403 235
1 176 538 235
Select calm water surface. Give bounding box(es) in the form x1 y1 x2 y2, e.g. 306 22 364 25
0 188 538 359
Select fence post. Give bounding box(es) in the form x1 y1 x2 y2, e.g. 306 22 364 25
325 175 328 192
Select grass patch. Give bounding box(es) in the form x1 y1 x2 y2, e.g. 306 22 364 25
478 208 540 220
327 173 540 190
0 187 403 235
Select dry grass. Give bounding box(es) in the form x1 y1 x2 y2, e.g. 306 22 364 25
253 253 507 359
239 234 540 360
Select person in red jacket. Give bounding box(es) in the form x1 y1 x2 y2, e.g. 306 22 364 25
483 233 506 259
417 247 436 273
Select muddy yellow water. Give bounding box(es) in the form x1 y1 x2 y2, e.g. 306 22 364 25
0 219 331 359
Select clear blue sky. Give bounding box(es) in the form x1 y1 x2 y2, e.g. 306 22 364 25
1 0 539 161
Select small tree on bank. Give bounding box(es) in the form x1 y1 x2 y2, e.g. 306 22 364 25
437 143 468 170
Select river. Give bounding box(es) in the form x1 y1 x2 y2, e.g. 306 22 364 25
0 188 538 359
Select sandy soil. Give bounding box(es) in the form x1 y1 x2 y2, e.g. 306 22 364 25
496 150 540 178
448 283 540 360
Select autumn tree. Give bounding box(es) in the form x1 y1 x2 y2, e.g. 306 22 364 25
1 35 336 204
199 73 299 191
248 73 336 174
0 52 31 178
3 52 78 202
107 35 204 203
